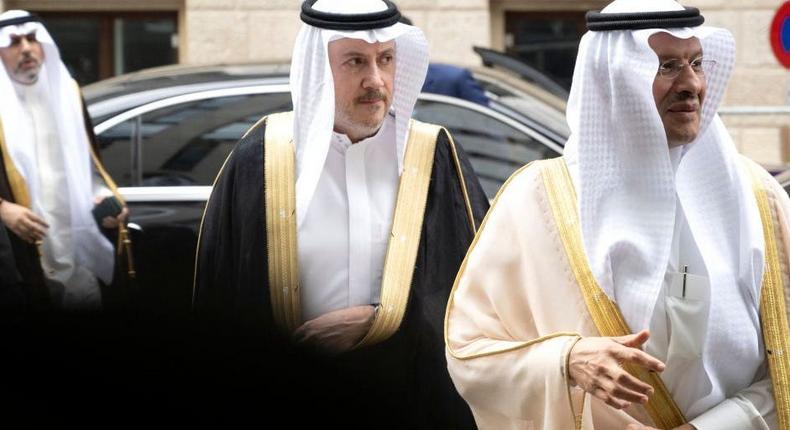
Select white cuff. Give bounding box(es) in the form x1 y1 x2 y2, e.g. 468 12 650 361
689 398 768 430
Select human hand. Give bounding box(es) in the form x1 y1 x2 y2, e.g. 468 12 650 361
0 201 48 243
293 305 377 354
625 424 695 430
101 205 128 229
569 329 665 410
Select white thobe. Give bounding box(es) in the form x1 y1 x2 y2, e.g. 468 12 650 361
297 116 398 322
644 147 776 429
13 81 102 309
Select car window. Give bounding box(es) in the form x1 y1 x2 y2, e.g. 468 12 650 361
412 99 560 198
96 92 292 186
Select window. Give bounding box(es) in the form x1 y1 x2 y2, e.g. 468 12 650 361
413 99 560 198
505 12 587 91
38 12 178 85
96 92 292 187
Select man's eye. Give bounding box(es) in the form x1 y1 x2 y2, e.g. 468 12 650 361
380 55 393 65
659 61 678 73
347 58 364 66
690 58 704 70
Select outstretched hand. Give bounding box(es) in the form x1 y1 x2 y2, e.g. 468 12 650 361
569 329 665 410
293 305 377 354
626 424 695 430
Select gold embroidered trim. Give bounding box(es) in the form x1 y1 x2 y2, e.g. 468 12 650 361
264 112 301 334
356 119 440 347
260 115 443 343
0 119 31 208
541 157 686 429
444 129 477 235
746 161 790 430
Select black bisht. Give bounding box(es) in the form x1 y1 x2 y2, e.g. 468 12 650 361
193 118 489 428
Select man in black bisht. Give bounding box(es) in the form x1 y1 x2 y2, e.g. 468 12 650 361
193 0 487 427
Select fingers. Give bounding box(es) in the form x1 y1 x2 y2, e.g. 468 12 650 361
24 210 49 228
613 329 650 348
590 383 631 409
119 206 129 223
102 216 119 229
603 369 652 404
616 346 665 373
292 322 309 343
19 215 47 242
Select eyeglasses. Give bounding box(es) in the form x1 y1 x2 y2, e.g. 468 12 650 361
656 57 717 79
9 32 38 47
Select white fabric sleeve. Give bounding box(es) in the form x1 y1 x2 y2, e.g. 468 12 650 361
689 376 776 430
445 165 586 427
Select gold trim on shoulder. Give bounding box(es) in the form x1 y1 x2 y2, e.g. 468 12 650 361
745 160 790 430
264 111 301 334
540 157 686 429
262 115 444 345
356 119 441 347
444 129 477 235
0 119 31 208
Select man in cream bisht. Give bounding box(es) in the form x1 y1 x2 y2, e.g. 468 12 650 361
446 0 790 429
0 10 131 310
193 0 486 426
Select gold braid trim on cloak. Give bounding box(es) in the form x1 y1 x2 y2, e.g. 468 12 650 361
356 119 439 347
540 157 686 429
744 159 790 430
74 80 135 279
264 112 301 334
0 119 31 208
263 112 453 346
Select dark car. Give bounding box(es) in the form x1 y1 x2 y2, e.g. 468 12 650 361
84 63 569 312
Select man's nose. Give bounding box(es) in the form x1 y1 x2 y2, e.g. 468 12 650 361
362 64 385 89
673 64 704 95
19 37 32 53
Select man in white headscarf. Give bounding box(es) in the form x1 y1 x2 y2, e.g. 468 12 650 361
193 0 487 426
446 0 790 429
0 10 132 310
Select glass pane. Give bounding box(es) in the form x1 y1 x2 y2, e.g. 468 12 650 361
96 119 135 187
119 18 177 75
133 92 292 186
41 17 101 85
506 13 585 90
412 100 559 198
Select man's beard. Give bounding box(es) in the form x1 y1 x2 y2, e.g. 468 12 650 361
12 56 41 85
335 89 390 140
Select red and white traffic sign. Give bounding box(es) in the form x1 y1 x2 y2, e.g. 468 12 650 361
770 1 790 68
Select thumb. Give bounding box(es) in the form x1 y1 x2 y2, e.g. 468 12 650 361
613 329 650 348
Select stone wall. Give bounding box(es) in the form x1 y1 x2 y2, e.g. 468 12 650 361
685 0 790 165
183 0 490 66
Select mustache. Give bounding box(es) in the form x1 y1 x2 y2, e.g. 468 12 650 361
356 90 387 103
667 91 699 105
